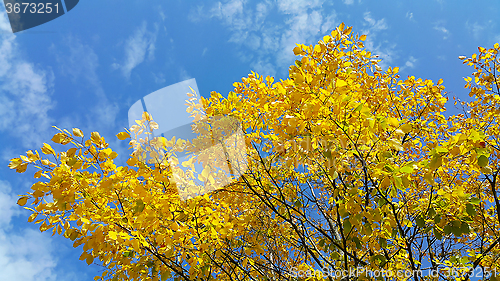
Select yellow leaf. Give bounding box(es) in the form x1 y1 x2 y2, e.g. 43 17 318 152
481 166 493 174
86 255 94 265
127 158 138 166
16 163 28 173
401 123 412 134
336 79 347 88
328 168 338 179
33 190 44 198
41 143 55 155
8 158 22 169
171 222 179 232
67 147 77 158
429 155 442 170
79 252 87 261
142 111 152 121
91 132 101 144
338 22 345 31
17 196 29 206
26 150 38 161
117 132 130 140
108 231 118 240
51 133 67 144
389 139 403 151
359 34 367 41
28 213 37 223
132 239 141 252
72 128 84 138
387 117 399 127
477 155 488 167
293 46 302 56
201 168 210 179
293 72 305 84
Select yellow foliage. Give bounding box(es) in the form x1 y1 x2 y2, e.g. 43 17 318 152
9 24 500 280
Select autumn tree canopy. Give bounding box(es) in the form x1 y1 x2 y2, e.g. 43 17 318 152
9 23 500 281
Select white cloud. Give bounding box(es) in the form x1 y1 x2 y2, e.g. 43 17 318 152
189 0 338 75
277 0 323 15
321 13 337 34
343 0 354 5
0 180 58 281
0 11 55 148
179 68 192 82
193 0 338 77
404 56 417 68
0 229 58 281
406 12 413 21
115 21 158 79
277 10 332 66
0 14 61 278
210 0 245 24
255 2 269 24
87 101 119 131
55 36 101 91
54 36 119 131
152 72 166 84
251 58 276 78
466 21 485 40
361 12 394 69
245 32 262 50
363 12 388 34
433 21 450 40
465 20 498 46
0 181 19 228
159 8 166 21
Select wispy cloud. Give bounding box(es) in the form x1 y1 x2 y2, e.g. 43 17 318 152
210 0 245 24
113 21 158 79
343 0 354 5
191 0 337 77
465 20 499 46
276 0 323 15
404 56 417 69
363 12 388 34
277 9 334 67
0 11 54 149
54 36 101 92
466 21 486 41
361 12 394 69
406 11 414 21
433 21 450 40
54 36 119 131
0 180 58 281
152 71 166 84
179 68 192 82
251 58 276 78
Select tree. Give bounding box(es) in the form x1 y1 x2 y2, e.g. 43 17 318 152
9 23 500 281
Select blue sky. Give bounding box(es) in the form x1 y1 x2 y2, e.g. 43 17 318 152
0 0 499 280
